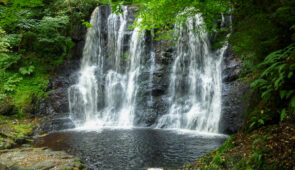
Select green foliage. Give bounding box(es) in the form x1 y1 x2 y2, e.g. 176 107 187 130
3 74 23 92
230 0 295 74
31 16 74 63
81 19 94 29
0 0 43 29
250 44 295 123
247 134 270 169
0 53 21 70
19 66 35 75
111 0 231 39
0 0 102 116
0 27 11 53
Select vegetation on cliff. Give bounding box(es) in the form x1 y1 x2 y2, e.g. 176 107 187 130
0 0 106 117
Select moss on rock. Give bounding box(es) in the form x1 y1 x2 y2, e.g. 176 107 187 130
0 116 35 149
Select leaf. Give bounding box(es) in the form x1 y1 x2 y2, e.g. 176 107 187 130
251 134 260 138
290 64 295 70
286 90 294 99
3 74 23 92
290 96 295 108
261 89 272 100
280 108 286 121
280 90 287 99
253 138 262 144
250 79 268 89
250 122 256 129
81 20 94 29
258 119 264 125
278 64 286 73
19 65 35 75
274 73 284 90
288 72 293 78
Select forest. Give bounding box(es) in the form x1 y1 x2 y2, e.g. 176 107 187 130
0 0 294 169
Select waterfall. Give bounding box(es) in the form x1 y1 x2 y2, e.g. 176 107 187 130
68 6 227 133
155 15 226 133
68 6 145 128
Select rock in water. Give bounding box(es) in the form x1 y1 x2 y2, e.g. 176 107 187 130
0 146 87 169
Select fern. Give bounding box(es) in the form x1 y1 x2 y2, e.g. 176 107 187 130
19 65 35 75
250 43 295 121
3 74 23 92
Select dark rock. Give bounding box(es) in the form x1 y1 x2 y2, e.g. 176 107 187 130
220 46 249 134
34 98 53 117
72 25 87 42
36 116 75 134
49 88 69 114
0 99 15 116
222 46 242 82
219 80 250 134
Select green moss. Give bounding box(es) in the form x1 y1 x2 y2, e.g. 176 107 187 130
0 56 50 117
0 116 35 149
12 72 49 106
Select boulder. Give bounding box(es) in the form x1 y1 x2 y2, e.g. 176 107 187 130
0 145 86 169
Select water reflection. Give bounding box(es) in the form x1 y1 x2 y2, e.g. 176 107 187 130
34 128 226 169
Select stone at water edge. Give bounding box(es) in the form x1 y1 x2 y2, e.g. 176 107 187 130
0 145 87 169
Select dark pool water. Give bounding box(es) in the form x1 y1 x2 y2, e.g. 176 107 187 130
34 128 227 169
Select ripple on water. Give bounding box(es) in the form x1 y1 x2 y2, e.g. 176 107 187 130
34 128 227 169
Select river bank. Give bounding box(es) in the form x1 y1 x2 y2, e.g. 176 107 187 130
184 122 295 169
0 116 86 169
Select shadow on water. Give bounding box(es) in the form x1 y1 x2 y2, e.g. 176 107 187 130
34 128 227 169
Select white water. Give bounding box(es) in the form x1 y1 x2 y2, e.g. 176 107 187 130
148 52 156 105
156 15 226 133
69 6 145 128
68 6 227 133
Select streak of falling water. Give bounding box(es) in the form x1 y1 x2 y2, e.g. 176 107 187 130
155 14 227 133
148 52 156 105
68 6 145 128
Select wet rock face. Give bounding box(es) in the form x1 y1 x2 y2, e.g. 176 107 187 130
133 39 173 126
222 47 243 82
0 145 86 169
220 46 249 134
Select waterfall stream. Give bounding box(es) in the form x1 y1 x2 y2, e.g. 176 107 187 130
155 15 227 133
68 6 227 133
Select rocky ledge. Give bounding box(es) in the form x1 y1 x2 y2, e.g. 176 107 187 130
0 145 86 169
0 116 87 170
0 116 35 150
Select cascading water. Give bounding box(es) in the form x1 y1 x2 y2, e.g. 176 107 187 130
68 6 145 128
68 6 227 133
156 15 227 133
